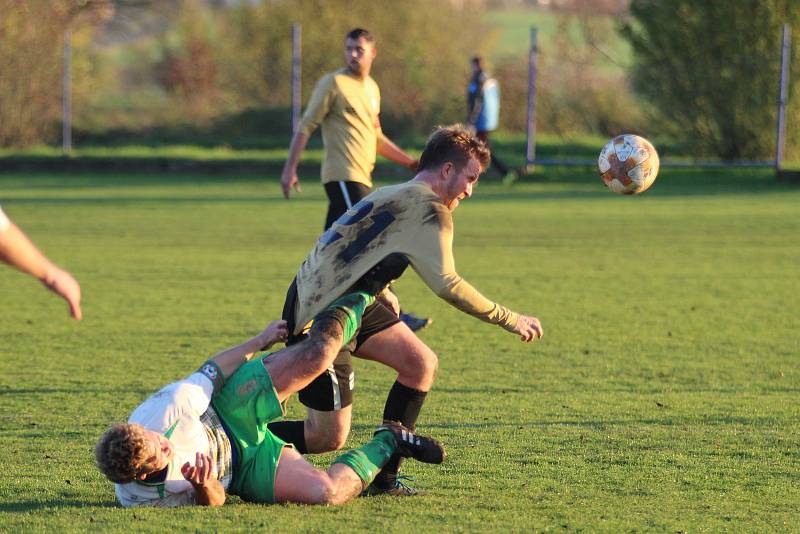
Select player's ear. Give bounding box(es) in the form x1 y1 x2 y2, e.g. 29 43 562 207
440 162 452 180
444 162 458 181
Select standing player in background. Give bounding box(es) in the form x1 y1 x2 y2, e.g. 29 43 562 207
274 125 543 496
279 27 431 332
466 56 516 184
0 204 82 319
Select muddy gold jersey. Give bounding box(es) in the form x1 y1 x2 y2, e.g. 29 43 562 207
292 180 520 334
298 68 385 188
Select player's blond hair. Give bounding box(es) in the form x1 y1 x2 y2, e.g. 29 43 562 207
418 125 491 172
94 423 151 483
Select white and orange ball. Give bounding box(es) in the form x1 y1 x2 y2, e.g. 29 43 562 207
598 134 660 195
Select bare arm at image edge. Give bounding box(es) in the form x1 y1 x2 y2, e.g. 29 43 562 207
0 208 82 320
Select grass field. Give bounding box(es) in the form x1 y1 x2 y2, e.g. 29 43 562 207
1 166 799 532
486 7 632 70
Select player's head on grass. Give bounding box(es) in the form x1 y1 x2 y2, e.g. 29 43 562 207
416 125 491 211
95 423 174 483
345 28 376 79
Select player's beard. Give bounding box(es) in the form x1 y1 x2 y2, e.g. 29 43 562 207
348 61 363 76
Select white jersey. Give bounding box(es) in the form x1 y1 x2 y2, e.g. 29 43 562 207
0 205 10 233
115 372 234 508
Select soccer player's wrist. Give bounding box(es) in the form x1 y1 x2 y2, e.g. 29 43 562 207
505 313 521 333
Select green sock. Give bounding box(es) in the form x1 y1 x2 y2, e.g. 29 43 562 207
331 431 396 485
313 291 375 346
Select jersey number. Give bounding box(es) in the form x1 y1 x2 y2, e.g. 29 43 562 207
319 201 395 262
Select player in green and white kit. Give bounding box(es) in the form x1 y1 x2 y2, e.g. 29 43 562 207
95 292 444 507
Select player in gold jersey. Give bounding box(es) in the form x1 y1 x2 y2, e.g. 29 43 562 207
270 125 543 495
280 28 417 229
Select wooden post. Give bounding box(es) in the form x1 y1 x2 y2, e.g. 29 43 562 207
525 27 538 174
775 23 791 170
291 23 302 135
62 29 72 155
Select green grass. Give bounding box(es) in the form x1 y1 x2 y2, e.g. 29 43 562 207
486 7 564 58
0 145 312 160
0 133 605 165
486 7 632 69
1 167 799 532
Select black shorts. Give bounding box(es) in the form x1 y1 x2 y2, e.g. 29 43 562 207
282 278 400 411
323 181 372 230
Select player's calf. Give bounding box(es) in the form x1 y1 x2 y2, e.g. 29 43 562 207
330 422 445 496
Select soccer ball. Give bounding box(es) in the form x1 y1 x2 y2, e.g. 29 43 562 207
597 134 660 195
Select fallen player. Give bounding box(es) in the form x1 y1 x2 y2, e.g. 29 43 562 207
94 292 444 507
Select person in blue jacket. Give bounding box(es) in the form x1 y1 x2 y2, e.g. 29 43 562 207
466 56 515 182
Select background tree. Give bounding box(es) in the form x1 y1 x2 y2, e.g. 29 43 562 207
621 0 800 160
0 1 112 147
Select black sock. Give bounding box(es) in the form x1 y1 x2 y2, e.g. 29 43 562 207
374 380 428 488
267 420 308 454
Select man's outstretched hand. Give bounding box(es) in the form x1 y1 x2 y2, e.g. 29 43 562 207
513 315 543 342
42 266 82 320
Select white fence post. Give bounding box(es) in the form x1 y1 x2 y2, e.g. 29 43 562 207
775 23 791 170
525 27 538 173
62 29 72 155
291 23 302 135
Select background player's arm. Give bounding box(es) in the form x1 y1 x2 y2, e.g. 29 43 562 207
377 134 417 170
280 131 310 198
208 320 288 380
0 211 82 319
467 91 483 126
280 75 334 199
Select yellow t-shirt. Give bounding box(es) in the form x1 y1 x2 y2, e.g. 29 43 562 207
292 180 520 334
298 68 385 188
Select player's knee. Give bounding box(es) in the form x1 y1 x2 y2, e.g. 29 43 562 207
308 315 345 350
390 346 438 386
327 430 349 451
307 426 348 453
317 480 339 505
304 473 340 505
426 350 439 378
414 348 439 381
319 335 342 364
